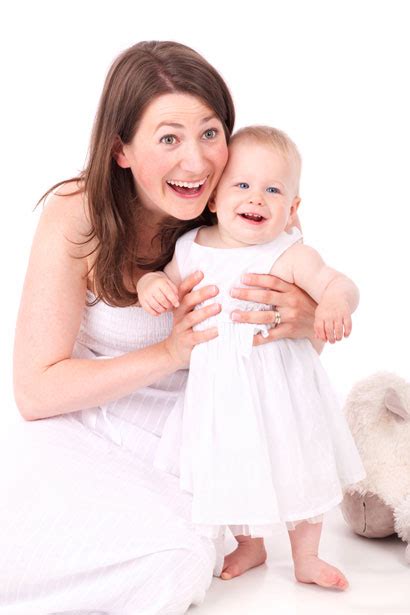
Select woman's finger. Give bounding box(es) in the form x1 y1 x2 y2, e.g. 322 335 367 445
181 285 219 311
253 323 295 345
178 271 204 298
192 327 219 344
240 273 294 292
230 287 285 306
180 302 221 331
231 309 270 324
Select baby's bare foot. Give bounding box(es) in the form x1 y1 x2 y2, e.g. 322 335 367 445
221 537 267 580
293 554 349 590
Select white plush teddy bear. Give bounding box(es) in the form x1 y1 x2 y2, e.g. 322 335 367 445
341 372 410 562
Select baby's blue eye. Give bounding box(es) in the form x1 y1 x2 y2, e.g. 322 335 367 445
238 182 249 189
266 186 280 194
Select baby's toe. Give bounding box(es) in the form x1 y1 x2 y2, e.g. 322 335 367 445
221 564 241 580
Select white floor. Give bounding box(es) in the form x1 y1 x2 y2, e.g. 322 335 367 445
189 507 409 615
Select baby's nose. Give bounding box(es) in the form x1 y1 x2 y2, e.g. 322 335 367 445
248 195 263 205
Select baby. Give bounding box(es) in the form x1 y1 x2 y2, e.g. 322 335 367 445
137 126 365 590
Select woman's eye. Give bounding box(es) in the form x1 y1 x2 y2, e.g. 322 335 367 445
266 186 280 194
160 135 177 145
237 182 249 189
203 128 218 139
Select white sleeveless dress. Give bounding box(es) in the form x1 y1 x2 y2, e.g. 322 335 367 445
155 226 366 538
0 293 222 614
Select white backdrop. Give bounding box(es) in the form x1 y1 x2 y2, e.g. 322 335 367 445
1 0 409 425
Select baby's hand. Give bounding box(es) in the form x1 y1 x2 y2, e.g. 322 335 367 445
137 272 180 316
314 299 352 344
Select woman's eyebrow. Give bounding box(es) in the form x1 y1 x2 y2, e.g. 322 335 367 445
154 115 219 132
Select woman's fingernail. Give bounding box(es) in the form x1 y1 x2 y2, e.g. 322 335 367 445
230 289 238 297
231 312 240 321
241 274 250 284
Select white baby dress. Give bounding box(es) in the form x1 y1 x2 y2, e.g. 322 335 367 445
154 226 366 538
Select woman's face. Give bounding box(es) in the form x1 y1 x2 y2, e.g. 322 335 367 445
116 93 229 222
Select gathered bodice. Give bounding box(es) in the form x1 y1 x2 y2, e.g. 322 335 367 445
71 291 188 462
76 290 173 357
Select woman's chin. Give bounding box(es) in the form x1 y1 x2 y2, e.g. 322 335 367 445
168 198 210 221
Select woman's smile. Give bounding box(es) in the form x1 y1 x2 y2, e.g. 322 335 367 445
166 176 209 198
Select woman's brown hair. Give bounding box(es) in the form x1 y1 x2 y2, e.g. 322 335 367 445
39 41 235 306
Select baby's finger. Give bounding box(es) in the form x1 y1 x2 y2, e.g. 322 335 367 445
153 290 173 311
314 319 326 342
158 288 177 310
140 299 162 317
324 319 335 344
150 296 167 313
343 314 352 337
165 282 180 307
334 320 344 341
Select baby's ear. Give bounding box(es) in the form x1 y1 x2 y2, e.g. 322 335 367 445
207 190 217 212
286 196 301 229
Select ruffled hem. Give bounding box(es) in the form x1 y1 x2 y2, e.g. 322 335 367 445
230 514 325 536
190 495 345 539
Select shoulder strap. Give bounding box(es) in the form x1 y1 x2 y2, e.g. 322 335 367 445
174 227 201 279
245 227 303 275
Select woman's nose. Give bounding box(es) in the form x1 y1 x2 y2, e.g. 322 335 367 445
178 141 207 175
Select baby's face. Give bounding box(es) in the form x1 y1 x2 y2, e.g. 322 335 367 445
209 140 300 246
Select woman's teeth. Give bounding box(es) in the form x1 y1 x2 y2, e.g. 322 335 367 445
167 178 206 189
166 177 207 197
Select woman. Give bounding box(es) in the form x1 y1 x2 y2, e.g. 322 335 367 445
2 41 318 614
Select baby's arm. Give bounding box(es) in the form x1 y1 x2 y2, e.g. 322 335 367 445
273 244 359 344
137 252 182 316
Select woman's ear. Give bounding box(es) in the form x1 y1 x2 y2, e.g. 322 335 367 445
112 136 131 169
286 196 301 229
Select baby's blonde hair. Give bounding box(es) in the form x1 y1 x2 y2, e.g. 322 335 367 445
230 125 302 193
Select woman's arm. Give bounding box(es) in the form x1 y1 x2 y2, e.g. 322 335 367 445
14 192 220 421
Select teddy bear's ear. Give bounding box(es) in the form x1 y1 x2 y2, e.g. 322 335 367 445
384 388 410 421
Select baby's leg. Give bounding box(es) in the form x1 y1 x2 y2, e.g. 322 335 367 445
288 521 349 590
221 534 267 580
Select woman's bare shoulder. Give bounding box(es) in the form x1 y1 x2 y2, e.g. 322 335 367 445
40 180 94 256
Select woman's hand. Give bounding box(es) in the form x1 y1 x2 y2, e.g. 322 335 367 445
230 273 319 347
163 271 221 369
